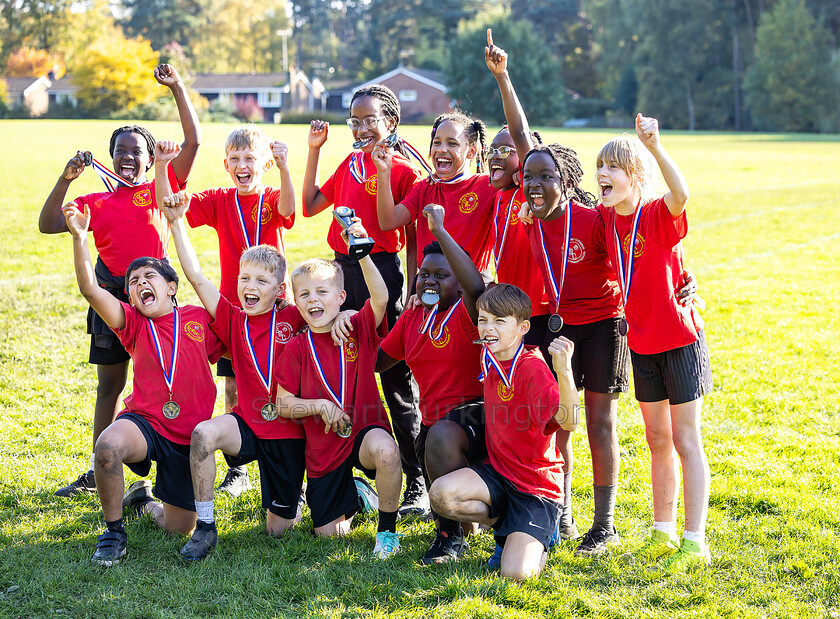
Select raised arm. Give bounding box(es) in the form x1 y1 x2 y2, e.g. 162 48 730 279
346 219 388 327
486 29 536 162
635 114 689 216
153 142 221 318
154 64 201 185
372 140 413 230
423 203 485 323
270 140 295 218
39 151 88 234
302 120 333 217
64 204 126 330
548 336 580 432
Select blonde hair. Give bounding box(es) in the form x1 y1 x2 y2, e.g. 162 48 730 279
225 125 271 159
291 259 344 292
477 284 531 323
240 244 286 283
596 133 664 202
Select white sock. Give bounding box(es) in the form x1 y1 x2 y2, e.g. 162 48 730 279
89 453 96 472
195 500 215 524
654 521 677 537
682 530 705 546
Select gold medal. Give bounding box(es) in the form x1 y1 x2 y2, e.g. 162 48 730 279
261 402 278 421
336 420 352 438
162 400 180 419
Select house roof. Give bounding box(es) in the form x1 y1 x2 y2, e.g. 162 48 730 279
356 66 448 93
2 76 42 95
192 73 288 91
49 73 77 93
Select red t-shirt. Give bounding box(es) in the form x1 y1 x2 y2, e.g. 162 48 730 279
401 174 498 272
599 198 704 355
493 186 550 316
76 164 182 277
483 348 564 500
210 297 307 439
275 301 390 477
186 186 294 305
380 299 483 427
115 303 224 445
523 201 622 325
320 151 421 255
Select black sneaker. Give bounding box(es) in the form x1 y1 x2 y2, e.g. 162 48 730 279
180 520 218 560
55 471 96 497
420 530 469 565
91 529 127 566
398 479 431 521
122 480 153 517
216 467 252 497
574 525 620 557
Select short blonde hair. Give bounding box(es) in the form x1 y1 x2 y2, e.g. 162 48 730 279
596 134 663 202
225 125 271 160
291 259 344 292
240 244 286 283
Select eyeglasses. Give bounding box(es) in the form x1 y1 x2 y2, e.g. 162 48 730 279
346 116 385 131
484 146 516 159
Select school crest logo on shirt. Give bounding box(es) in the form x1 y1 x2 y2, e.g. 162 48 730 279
622 233 645 258
509 199 522 226
344 337 359 362
275 321 294 344
458 192 479 214
184 321 205 342
497 381 515 402
569 238 586 263
430 326 450 349
252 202 272 225
132 188 153 207
364 176 378 196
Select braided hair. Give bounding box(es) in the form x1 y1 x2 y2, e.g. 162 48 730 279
109 125 157 170
428 111 488 174
350 84 411 159
523 143 595 207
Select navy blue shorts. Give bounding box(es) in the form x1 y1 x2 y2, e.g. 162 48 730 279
630 330 713 405
224 413 305 519
121 412 194 512
471 463 562 551
216 356 235 378
305 425 386 528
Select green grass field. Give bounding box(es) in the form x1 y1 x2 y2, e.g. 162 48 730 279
0 119 839 618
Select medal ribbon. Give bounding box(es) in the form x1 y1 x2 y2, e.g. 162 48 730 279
399 138 434 176
612 202 644 305
307 330 345 409
349 152 367 184
148 307 180 396
418 299 461 341
493 190 519 268
244 309 276 397
535 200 572 309
234 191 265 248
478 341 524 388
430 171 466 184
90 157 143 192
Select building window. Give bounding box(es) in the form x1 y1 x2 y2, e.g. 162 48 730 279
259 91 281 107
342 92 352 108
398 90 417 102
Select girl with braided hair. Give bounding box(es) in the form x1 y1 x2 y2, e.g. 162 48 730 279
302 84 432 520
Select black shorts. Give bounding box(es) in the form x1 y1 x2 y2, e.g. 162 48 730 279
335 251 404 325
415 399 487 486
216 357 235 378
120 412 194 512
630 330 713 405
224 414 306 519
540 316 629 393
471 462 562 552
305 425 385 528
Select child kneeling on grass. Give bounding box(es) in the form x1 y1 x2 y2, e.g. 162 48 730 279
64 190 225 567
429 284 579 580
275 229 404 559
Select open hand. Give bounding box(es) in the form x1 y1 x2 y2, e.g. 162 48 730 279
331 309 357 345
485 29 508 76
63 202 90 239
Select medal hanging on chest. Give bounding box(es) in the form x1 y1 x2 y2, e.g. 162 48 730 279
418 299 461 341
478 341 524 388
244 309 278 421
148 308 181 419
537 201 572 333
612 202 644 338
307 331 351 437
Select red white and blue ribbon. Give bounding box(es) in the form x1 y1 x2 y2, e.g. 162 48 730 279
535 200 572 308
493 190 519 268
148 307 180 396
478 341 524 388
90 157 143 192
235 191 265 248
430 171 466 184
612 202 644 305
307 330 345 409
349 152 367 184
418 299 461 341
244 309 277 398
400 139 434 176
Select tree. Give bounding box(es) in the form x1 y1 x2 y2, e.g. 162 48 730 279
119 0 206 56
744 0 837 132
446 16 567 126
4 46 64 77
72 32 159 116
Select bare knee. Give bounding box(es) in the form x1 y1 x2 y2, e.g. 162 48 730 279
373 438 401 472
266 514 294 537
94 435 126 473
191 422 217 460
671 426 702 459
428 478 457 518
645 424 673 455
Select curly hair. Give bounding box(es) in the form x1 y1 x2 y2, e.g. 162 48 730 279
350 84 411 159
428 110 488 174
523 143 595 207
109 125 156 170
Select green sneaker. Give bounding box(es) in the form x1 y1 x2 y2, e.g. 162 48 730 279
620 529 679 564
649 538 710 573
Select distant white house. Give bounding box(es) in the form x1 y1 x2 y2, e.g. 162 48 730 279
2 72 76 116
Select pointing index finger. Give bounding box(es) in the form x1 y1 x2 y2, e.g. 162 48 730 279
487 28 493 47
